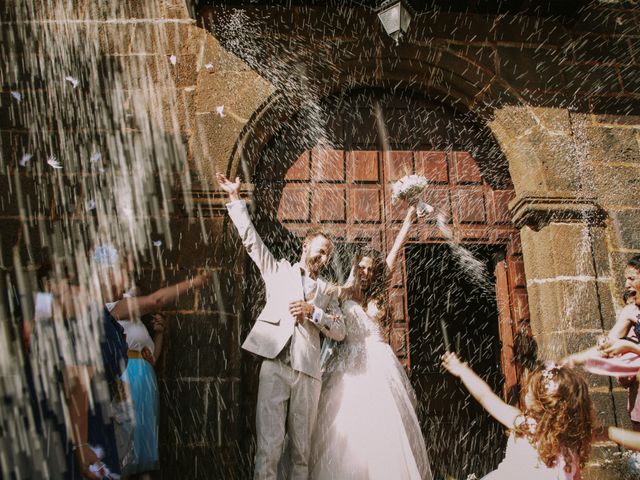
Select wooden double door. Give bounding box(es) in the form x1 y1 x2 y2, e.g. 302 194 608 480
269 146 529 477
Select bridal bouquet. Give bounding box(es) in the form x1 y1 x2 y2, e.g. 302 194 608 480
391 174 434 217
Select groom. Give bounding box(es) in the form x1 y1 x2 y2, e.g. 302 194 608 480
216 174 346 479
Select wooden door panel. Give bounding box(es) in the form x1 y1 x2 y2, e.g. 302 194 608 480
456 188 487 224
349 187 382 223
414 151 449 183
311 148 345 182
347 150 380 183
383 150 414 181
279 186 310 222
285 151 311 181
488 190 516 224
452 151 483 184
312 187 346 222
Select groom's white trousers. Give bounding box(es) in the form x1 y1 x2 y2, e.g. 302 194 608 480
254 357 321 480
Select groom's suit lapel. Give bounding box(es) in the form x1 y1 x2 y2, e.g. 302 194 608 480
314 277 328 307
287 263 305 302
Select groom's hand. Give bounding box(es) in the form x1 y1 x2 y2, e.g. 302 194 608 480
289 301 314 324
215 173 241 201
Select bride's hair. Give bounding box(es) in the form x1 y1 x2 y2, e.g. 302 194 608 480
350 246 388 310
515 366 594 472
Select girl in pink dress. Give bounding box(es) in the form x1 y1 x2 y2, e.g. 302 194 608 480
442 353 595 480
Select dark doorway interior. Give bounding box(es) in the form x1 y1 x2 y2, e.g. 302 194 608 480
406 243 506 480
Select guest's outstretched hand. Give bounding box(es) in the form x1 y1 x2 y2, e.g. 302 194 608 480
216 173 241 201
601 338 640 357
442 351 467 377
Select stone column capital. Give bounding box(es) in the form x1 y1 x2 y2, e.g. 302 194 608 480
509 191 606 231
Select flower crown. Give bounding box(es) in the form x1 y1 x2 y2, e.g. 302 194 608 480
541 361 560 395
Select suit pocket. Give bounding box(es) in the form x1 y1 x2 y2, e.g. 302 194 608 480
257 316 280 325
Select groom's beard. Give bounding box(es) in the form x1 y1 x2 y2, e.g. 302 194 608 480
304 254 324 276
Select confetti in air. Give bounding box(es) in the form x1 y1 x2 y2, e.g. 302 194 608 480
46 155 62 169
19 153 32 167
64 75 79 88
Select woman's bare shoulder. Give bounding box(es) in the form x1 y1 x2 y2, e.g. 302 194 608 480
621 303 640 321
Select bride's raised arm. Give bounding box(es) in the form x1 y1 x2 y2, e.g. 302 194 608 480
385 204 417 272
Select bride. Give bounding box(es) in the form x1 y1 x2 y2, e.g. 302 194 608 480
309 204 432 480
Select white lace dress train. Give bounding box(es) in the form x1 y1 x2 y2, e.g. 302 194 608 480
310 300 432 480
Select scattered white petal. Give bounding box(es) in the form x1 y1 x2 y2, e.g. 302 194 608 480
10 91 22 102
153 240 162 247
87 200 96 211
90 151 102 163
47 155 63 169
616 17 624 26
169 55 177 65
65 76 79 88
98 167 106 173
19 153 32 167
216 105 226 118
204 63 214 70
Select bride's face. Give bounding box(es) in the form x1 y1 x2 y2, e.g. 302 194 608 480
356 256 375 290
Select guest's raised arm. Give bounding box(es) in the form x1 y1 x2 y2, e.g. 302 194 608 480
110 273 209 321
608 426 640 451
442 351 521 429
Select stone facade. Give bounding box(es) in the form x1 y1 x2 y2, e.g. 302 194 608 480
1 1 639 478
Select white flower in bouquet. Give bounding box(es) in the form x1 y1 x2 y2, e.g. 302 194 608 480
391 174 434 217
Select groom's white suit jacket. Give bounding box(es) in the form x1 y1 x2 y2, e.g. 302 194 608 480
227 200 345 380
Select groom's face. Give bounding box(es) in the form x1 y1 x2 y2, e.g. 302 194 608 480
302 235 332 275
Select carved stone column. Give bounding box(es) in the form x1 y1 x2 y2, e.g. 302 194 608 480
510 192 610 359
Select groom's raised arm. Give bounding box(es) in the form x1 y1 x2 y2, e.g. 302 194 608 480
217 173 279 277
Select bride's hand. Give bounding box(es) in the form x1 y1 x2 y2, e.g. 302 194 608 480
441 351 467 377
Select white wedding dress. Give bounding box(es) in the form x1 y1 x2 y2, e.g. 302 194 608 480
310 299 433 480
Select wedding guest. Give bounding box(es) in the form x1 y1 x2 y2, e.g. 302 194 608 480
110 292 194 477
562 255 640 431
103 263 209 477
442 352 594 479
69 245 210 479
